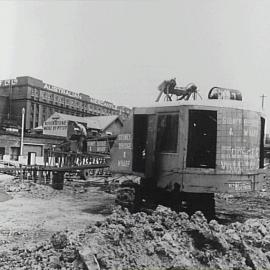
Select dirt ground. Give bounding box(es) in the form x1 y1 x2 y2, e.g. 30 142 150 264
0 174 115 253
0 173 270 246
215 171 270 224
1 172 270 269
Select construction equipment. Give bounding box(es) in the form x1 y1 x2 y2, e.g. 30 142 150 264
156 78 202 102
110 84 266 219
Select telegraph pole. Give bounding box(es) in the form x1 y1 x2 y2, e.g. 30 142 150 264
20 108 25 182
8 80 12 120
260 94 267 109
20 108 25 156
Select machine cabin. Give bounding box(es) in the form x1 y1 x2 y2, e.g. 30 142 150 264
111 99 266 194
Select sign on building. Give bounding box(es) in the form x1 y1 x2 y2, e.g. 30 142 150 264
43 118 68 137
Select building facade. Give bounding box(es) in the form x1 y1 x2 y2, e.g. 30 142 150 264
0 76 131 130
0 130 63 165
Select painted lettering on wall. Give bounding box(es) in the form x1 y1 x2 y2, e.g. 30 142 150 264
44 83 81 99
118 142 132 150
116 133 132 169
117 160 131 167
0 79 18 87
228 182 251 191
88 140 108 153
217 109 260 173
118 134 131 141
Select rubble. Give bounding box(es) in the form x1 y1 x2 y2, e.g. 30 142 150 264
4 179 89 199
4 179 32 193
76 205 270 270
0 233 86 270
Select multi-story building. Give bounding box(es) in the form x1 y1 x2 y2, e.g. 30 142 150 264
0 76 131 130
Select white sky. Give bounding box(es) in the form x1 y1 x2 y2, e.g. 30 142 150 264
0 0 269 126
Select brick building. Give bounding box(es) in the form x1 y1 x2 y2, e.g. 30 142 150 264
0 76 131 130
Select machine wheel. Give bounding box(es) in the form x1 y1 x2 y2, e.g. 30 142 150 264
115 179 154 213
81 169 92 180
115 186 137 211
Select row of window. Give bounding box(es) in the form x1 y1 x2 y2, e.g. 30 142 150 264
29 102 106 129
29 100 114 128
30 88 117 115
0 147 19 161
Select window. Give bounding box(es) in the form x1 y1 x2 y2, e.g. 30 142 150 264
31 103 34 113
186 110 217 168
10 147 20 161
156 114 179 153
133 115 148 173
0 147 5 160
260 117 265 168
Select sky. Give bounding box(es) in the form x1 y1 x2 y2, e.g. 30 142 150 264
0 0 269 125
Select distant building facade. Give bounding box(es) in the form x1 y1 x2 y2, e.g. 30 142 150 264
0 76 131 130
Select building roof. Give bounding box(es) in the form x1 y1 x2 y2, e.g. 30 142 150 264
50 113 85 123
46 113 122 131
84 115 122 130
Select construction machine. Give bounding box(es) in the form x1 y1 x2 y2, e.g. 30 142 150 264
156 78 202 102
110 80 266 219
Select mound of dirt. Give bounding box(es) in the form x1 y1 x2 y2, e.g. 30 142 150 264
0 232 86 270
78 206 270 270
1 205 270 269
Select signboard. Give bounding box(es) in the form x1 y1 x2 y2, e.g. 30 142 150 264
36 157 45 166
18 156 28 165
88 140 109 153
3 155 10 162
43 118 68 137
110 117 133 173
228 181 252 192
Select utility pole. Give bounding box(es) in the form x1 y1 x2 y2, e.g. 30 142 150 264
20 108 25 182
8 80 12 120
20 108 25 156
260 94 267 110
